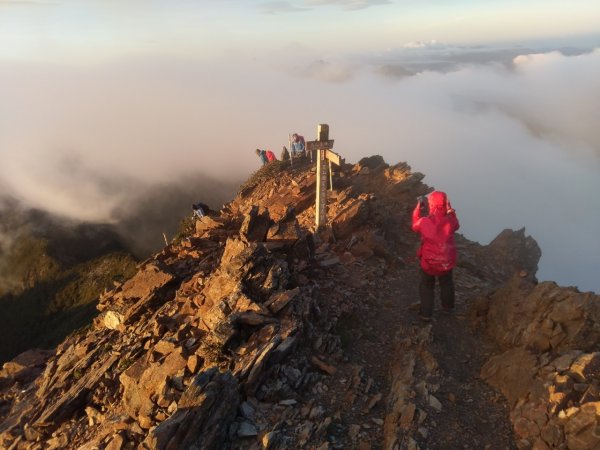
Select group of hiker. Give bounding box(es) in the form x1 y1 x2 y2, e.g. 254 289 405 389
276 132 459 321
255 148 277 165
191 195 459 323
212 136 461 323
255 133 308 166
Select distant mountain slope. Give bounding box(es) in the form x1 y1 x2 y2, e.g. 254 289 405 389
0 173 241 364
0 206 138 363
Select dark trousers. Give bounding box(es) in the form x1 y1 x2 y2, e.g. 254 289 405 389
419 269 455 318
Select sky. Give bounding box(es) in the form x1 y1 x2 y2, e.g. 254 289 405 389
0 0 599 291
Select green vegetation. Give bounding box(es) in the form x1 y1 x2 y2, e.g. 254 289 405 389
172 215 196 245
197 335 228 368
0 235 60 296
0 232 137 364
117 356 135 372
47 253 137 314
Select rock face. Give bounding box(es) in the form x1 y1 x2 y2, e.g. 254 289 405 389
476 276 600 449
144 368 239 449
0 155 572 449
457 228 541 286
484 277 600 354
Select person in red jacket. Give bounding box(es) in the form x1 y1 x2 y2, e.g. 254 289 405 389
265 150 277 162
412 191 460 320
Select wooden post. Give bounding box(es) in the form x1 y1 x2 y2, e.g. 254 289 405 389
306 124 343 229
316 148 328 228
318 124 329 141
329 159 333 190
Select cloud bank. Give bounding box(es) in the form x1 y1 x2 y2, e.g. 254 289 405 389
0 46 598 291
281 45 600 159
304 0 390 10
259 0 390 14
259 2 309 14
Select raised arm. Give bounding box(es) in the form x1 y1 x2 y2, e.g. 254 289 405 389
412 202 422 232
446 200 460 232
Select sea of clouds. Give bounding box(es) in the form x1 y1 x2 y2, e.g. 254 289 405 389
0 43 598 291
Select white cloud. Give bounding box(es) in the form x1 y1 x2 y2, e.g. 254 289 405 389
282 45 600 160
261 0 391 13
304 0 390 10
0 0 55 5
370 43 595 79
401 40 444 49
299 58 356 82
465 50 600 157
0 48 599 291
258 1 308 14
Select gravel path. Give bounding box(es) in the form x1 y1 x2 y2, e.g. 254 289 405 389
322 262 517 450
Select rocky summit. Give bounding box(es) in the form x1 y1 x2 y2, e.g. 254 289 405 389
0 156 598 450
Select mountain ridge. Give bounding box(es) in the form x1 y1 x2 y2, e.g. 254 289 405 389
1 156 598 450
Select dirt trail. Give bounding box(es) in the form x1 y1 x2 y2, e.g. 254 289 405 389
323 262 517 449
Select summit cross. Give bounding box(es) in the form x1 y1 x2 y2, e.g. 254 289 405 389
306 124 344 229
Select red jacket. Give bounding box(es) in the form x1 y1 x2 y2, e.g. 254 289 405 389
265 150 277 162
412 191 460 275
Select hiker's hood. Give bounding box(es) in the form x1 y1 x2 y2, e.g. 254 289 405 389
428 191 448 216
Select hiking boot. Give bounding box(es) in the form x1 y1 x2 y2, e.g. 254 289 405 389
418 314 432 322
441 307 453 315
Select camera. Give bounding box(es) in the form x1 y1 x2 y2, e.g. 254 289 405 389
417 196 429 215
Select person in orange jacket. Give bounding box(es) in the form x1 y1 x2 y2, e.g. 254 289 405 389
412 191 460 320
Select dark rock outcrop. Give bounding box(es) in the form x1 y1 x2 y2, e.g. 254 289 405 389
145 368 239 450
477 276 600 449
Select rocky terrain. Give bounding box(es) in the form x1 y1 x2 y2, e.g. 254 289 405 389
0 155 598 449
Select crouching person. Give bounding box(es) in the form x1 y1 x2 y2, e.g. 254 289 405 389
412 191 460 321
192 202 210 219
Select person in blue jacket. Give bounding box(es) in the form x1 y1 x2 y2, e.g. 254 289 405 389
255 149 268 165
291 133 305 157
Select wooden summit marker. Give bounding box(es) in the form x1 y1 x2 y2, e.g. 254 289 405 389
306 124 344 229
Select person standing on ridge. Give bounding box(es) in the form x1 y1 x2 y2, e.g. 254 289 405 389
281 146 290 161
412 191 460 321
291 133 305 158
